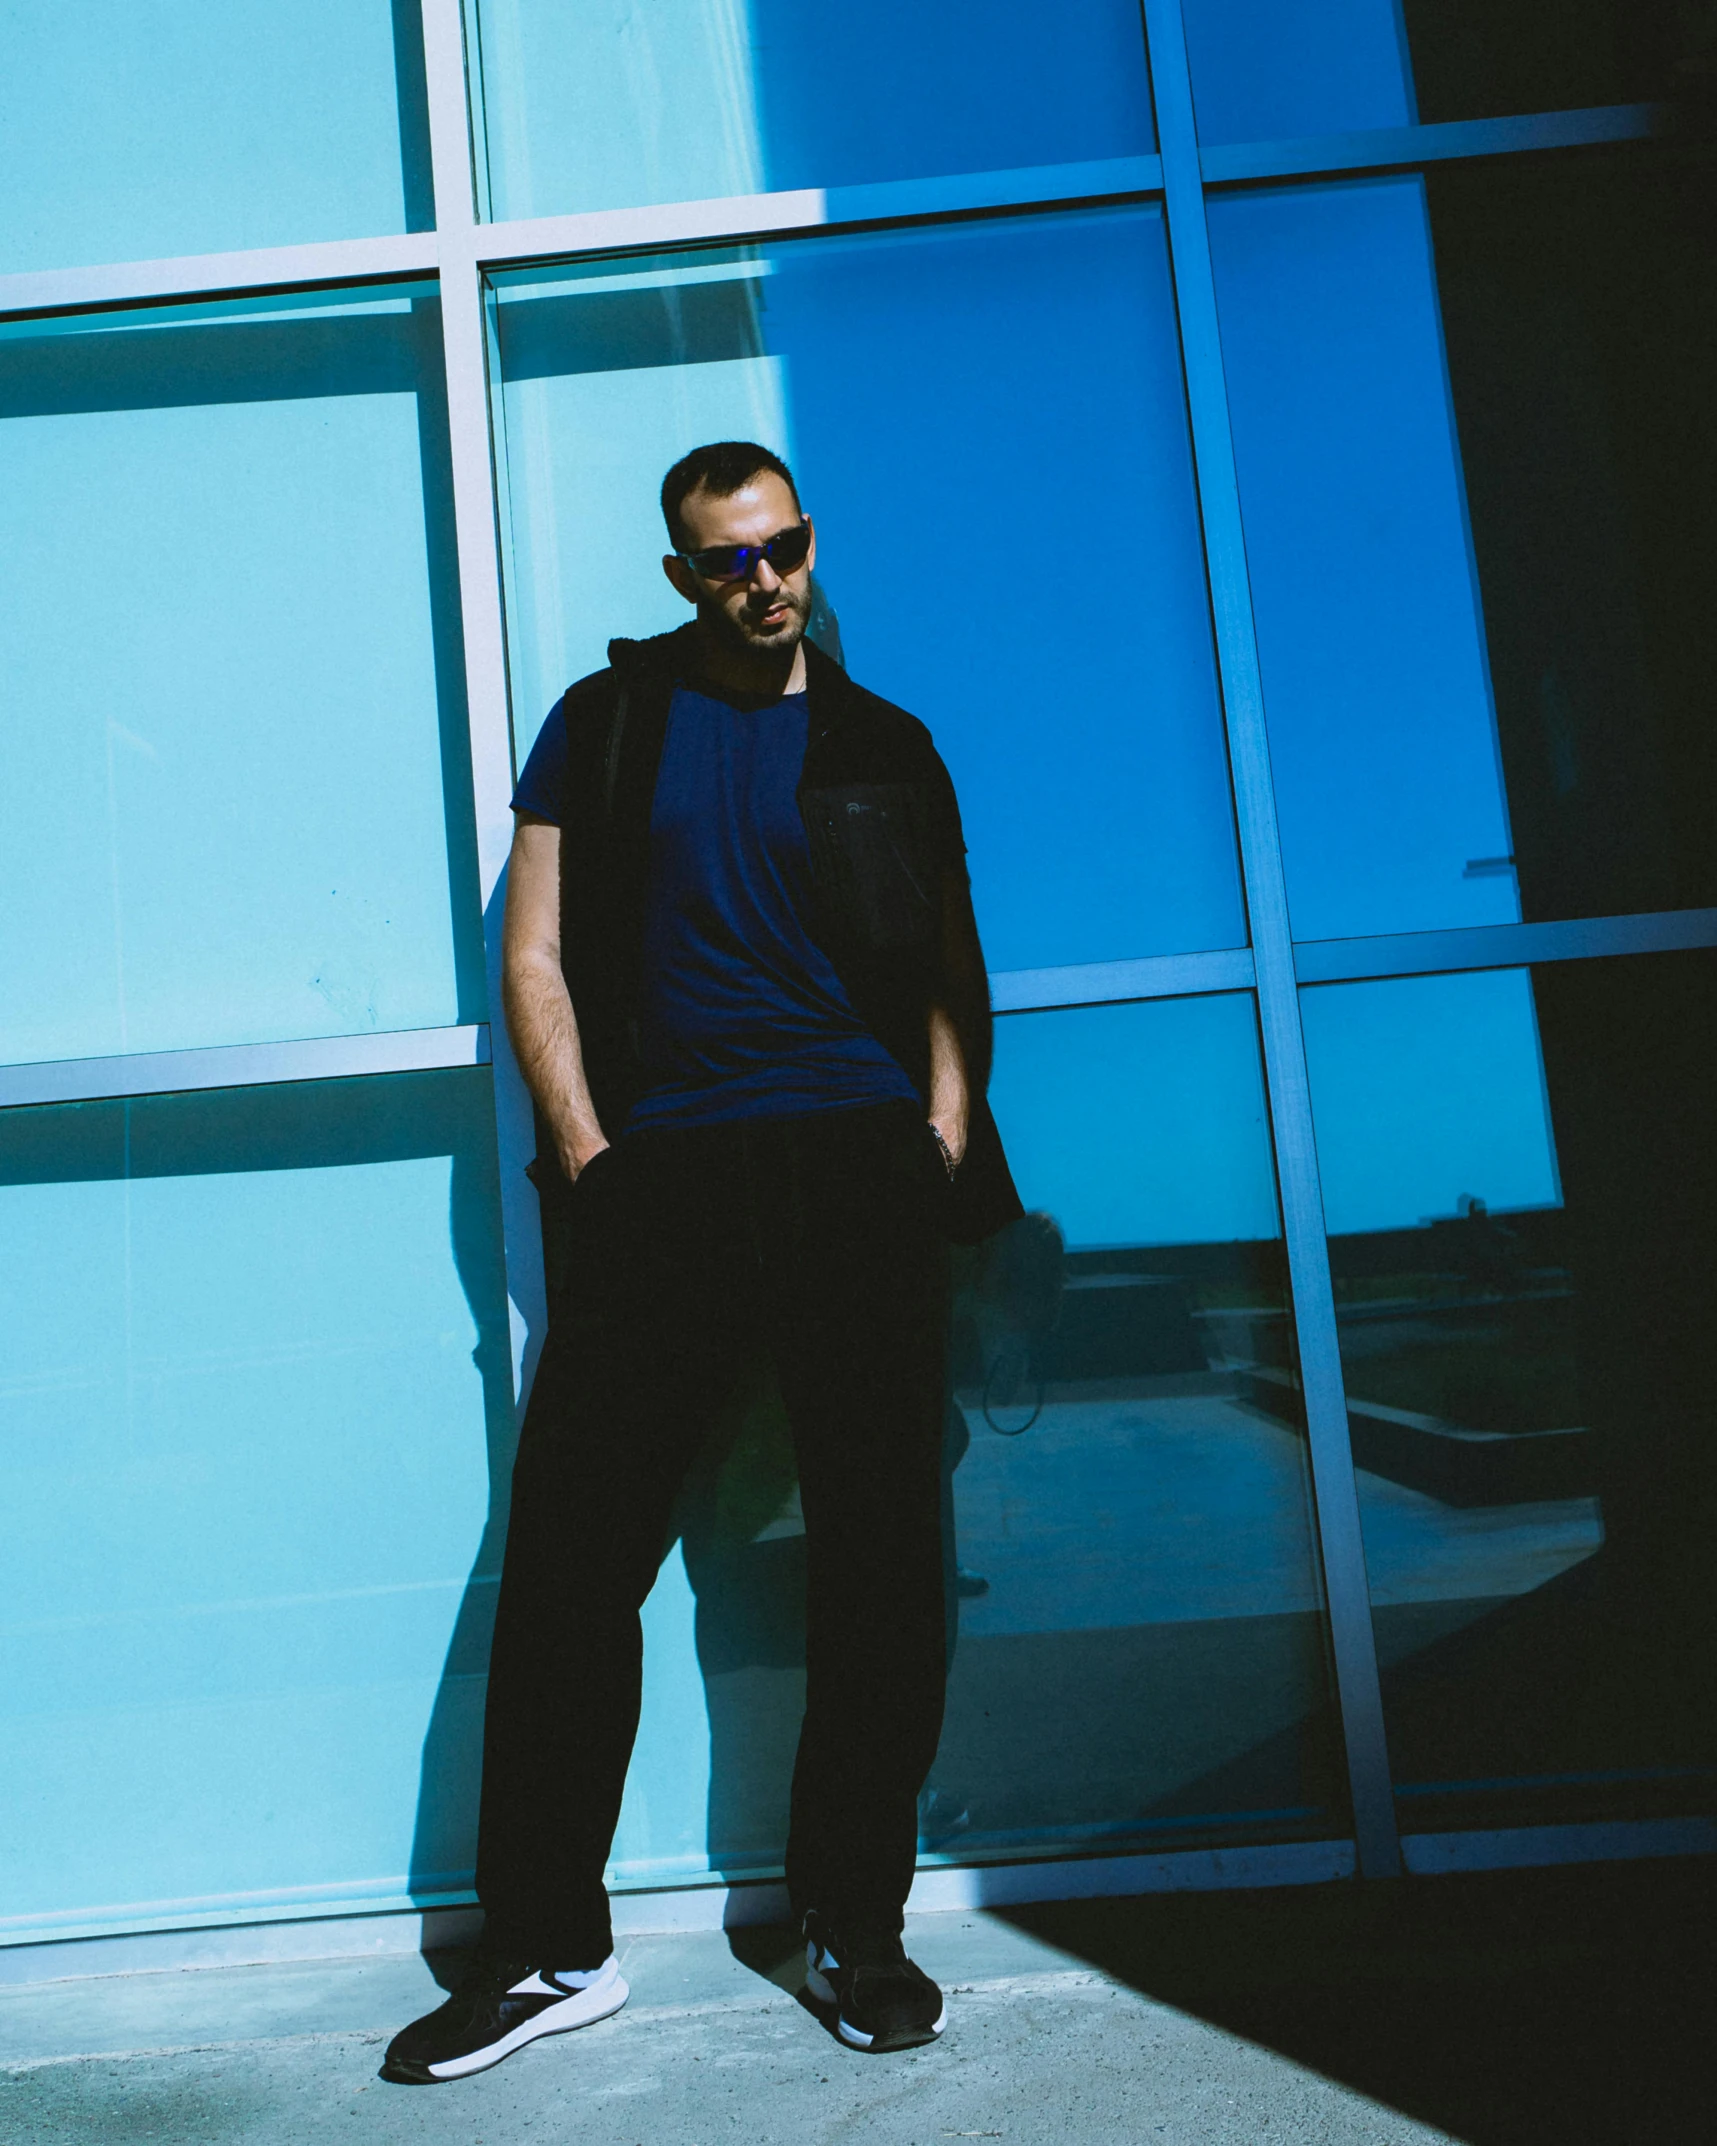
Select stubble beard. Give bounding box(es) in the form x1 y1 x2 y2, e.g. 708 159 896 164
700 581 810 657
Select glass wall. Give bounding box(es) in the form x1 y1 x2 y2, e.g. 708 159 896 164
0 1 431 274
1 0 1711 1951
491 211 1243 974
0 290 483 1067
1300 953 1717 1828
470 0 1156 221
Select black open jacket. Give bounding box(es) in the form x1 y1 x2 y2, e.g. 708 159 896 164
545 621 1022 1244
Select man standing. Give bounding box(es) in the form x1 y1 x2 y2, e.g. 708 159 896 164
386 442 1018 2083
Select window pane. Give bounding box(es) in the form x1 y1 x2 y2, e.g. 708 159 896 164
471 0 1155 221
1183 0 1416 146
608 994 1343 1885
1300 956 1717 1828
1209 160 1717 942
1208 178 1513 942
0 1 429 274
492 212 1244 975
957 995 1340 1852
0 292 483 1065
0 1073 512 1929
1182 0 1697 145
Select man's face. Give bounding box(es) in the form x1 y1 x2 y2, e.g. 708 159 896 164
664 473 816 658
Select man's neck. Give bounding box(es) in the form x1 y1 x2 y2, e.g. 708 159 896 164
690 618 808 700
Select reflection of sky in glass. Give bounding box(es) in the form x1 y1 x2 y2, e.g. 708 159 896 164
495 214 1244 973
474 0 1155 220
990 996 1281 1250
1210 176 1519 942
1301 969 1562 1236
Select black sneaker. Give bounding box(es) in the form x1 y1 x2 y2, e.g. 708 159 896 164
802 1911 946 2052
381 1953 627 2083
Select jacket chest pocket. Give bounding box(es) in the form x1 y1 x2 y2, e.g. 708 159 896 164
801 783 940 955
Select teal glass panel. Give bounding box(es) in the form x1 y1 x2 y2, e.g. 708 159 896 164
610 994 1342 1883
491 212 1244 975
1207 177 1517 942
470 0 1154 221
0 1 430 275
0 1073 512 1933
0 292 483 1066
1300 956 1717 1828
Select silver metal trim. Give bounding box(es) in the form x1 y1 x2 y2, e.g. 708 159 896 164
990 947 1255 1014
1144 0 1401 1878
1402 1816 1717 1877
0 101 1657 326
0 1839 1358 1980
1295 906 1717 985
0 233 438 322
1201 101 1667 187
419 0 547 1401
0 1027 491 1111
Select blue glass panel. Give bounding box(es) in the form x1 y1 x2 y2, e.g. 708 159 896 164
0 1073 512 1931
492 212 1244 974
472 0 1154 220
1301 956 1717 1827
1207 177 1517 942
1182 0 1416 145
0 292 482 1065
0 1 428 275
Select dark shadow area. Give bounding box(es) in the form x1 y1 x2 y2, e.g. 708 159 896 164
1400 0 1717 127
388 0 437 233
1428 146 1717 922
996 1856 1717 2146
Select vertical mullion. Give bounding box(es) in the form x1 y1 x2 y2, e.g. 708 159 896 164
1142 0 1401 1875
419 0 548 1395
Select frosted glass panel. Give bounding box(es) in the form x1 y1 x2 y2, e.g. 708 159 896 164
0 0 428 275
0 292 482 1065
472 0 1154 220
492 212 1244 975
0 1072 512 1929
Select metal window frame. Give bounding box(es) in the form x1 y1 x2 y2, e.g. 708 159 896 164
1 0 1708 1908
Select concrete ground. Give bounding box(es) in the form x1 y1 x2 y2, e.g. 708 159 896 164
2 1859 1710 2145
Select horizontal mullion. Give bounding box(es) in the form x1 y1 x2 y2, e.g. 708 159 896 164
1200 102 1666 189
0 231 440 323
0 158 1168 323
478 154 1163 267
990 946 1256 1014
0 1026 491 1111
1294 907 1717 986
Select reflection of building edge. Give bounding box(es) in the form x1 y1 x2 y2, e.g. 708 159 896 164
1243 1363 1592 1507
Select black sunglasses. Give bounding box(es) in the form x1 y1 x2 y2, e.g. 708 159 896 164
676 517 811 583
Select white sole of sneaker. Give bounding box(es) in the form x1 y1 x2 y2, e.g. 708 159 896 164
805 1963 947 2051
424 1963 629 2081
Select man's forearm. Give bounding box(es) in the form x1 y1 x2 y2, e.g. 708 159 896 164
503 951 607 1177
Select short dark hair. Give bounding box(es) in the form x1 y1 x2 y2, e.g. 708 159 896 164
660 440 800 551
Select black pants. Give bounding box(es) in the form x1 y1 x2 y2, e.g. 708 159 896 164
475 1099 951 1963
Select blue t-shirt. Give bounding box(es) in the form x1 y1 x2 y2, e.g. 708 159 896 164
511 682 917 1130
